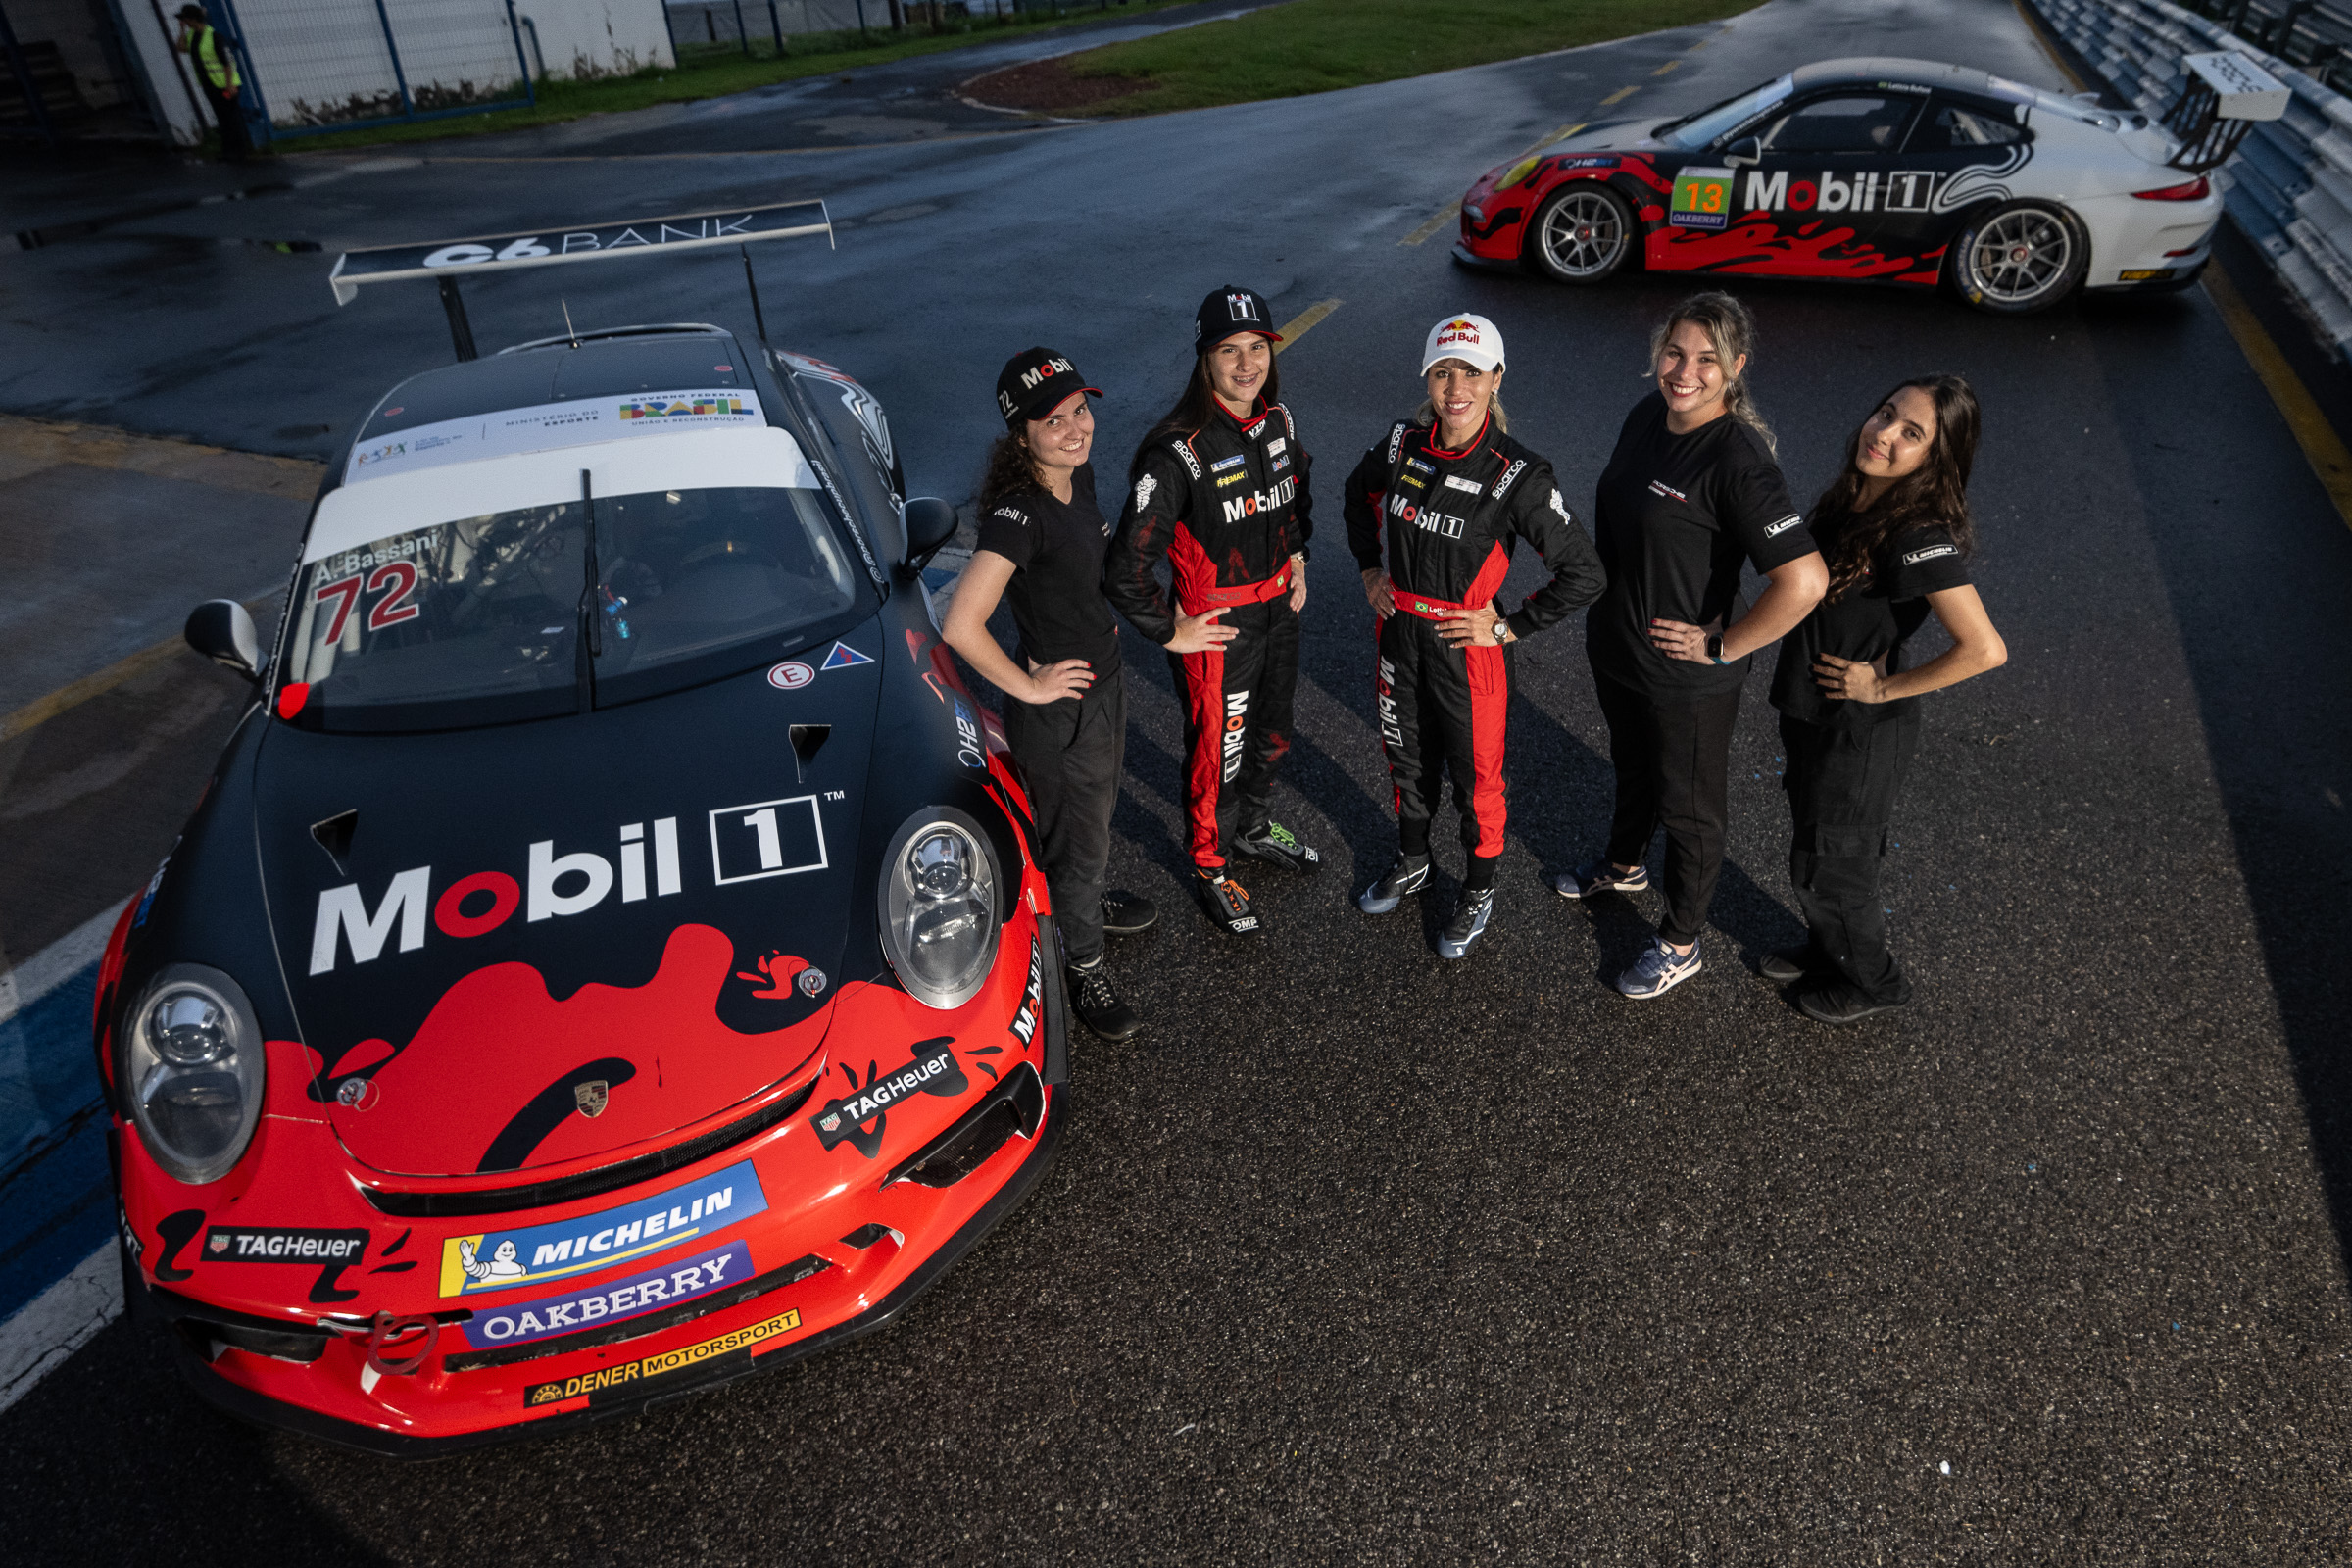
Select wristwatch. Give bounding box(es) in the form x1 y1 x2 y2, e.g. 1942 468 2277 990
1493 619 1513 646
1705 633 1729 664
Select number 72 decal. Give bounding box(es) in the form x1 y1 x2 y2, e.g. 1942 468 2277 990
313 562 422 643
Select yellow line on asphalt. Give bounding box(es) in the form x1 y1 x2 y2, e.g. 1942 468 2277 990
1599 85 1639 107
1 593 276 746
1399 204 1459 247
2206 266 2352 533
1273 299 1341 351
1519 121 1588 157
1651 60 1682 76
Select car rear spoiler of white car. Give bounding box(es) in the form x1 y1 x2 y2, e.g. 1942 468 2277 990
2163 51 2289 172
327 199 835 361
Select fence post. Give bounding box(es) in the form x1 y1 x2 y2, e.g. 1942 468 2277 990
731 0 750 55
367 0 416 119
768 0 783 55
504 0 535 105
660 1 679 66
0 2 57 145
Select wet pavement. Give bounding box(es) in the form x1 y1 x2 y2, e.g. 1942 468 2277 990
2 0 2349 1558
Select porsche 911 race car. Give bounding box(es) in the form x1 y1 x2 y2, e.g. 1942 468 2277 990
1455 52 2287 313
101 208 1067 1454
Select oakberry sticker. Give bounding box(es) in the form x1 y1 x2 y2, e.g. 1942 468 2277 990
1671 167 1734 230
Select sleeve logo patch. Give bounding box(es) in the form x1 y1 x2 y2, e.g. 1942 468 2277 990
1763 515 1803 538
1901 544 1959 564
1132 473 1157 512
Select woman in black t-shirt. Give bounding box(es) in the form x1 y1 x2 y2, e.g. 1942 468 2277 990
1765 374 2008 1024
1560 292 1827 1001
941 347 1167 1044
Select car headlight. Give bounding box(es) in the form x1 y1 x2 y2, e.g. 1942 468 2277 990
878 808 1001 1009
1498 156 1542 189
123 964 265 1184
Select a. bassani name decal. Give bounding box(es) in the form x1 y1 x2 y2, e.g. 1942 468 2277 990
310 796 837 974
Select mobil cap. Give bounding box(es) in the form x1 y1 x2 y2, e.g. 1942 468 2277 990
1421 313 1505 374
1193 285 1285 352
995 346 1102 427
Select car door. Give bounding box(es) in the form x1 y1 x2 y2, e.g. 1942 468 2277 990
1734 89 1927 264
1885 92 2036 260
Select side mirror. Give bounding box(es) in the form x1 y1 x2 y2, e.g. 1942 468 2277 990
185 598 261 682
901 496 959 576
1724 135 1762 169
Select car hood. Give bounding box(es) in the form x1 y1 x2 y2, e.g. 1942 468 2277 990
252 630 885 1178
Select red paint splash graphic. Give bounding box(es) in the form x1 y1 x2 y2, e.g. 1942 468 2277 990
1648 216 1931 280
736 950 811 1000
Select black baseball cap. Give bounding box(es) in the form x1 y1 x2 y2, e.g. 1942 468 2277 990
1193 285 1284 353
995 347 1101 427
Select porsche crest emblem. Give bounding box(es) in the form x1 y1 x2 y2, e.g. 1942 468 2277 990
574 1080 609 1119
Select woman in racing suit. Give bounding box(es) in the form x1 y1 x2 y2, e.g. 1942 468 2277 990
1104 284 1318 938
1343 312 1605 957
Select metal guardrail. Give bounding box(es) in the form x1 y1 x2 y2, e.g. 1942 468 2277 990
2035 0 2352 354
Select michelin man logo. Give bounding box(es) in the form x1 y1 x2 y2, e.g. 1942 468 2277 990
1133 473 1157 514
1548 489 1573 522
460 1238 526 1284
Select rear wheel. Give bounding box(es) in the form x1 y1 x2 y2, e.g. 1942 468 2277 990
1528 183 1637 284
1949 200 2087 314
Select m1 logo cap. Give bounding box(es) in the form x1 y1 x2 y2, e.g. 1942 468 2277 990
1194 285 1285 352
995 347 1102 427
1421 313 1505 374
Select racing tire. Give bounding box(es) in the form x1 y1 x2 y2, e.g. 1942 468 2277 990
1527 183 1637 285
1948 200 2088 315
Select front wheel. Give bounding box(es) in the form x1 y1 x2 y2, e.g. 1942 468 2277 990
1527 183 1637 284
1948 200 2087 314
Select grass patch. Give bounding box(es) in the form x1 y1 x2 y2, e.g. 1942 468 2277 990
990 0 1762 117
267 0 1206 153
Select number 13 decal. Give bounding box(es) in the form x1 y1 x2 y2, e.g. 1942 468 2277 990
314 562 420 642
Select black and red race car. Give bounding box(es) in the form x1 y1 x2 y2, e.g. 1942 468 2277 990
101 211 1069 1453
1454 54 2280 313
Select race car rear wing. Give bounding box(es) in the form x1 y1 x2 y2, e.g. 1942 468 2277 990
2162 51 2289 172
327 200 834 360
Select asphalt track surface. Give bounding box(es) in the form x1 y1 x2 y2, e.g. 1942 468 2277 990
4 0 2352 1558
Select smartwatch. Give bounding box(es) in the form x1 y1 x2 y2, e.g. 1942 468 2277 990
1705 633 1729 665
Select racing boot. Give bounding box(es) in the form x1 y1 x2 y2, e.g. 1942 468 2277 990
1235 820 1323 875
1102 890 1159 937
1435 887 1494 959
1195 869 1263 936
1356 854 1431 915
1065 956 1143 1042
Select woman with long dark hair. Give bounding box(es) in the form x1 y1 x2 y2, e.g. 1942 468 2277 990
1764 374 2007 1023
1343 312 1604 956
1105 285 1317 938
1558 291 1828 1000
941 347 1158 1042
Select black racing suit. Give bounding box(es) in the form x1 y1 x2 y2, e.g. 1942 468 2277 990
1104 401 1312 873
1343 416 1604 879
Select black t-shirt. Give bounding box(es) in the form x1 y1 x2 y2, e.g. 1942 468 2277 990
1588 393 1812 697
972 464 1122 676
1772 515 1972 727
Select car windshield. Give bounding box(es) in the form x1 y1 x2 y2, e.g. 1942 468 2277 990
1659 74 1795 149
282 484 863 730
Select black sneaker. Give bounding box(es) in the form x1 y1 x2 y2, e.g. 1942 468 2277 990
1757 947 1815 984
1545 858 1650 899
1065 957 1143 1041
1102 890 1158 936
1195 870 1263 935
1357 854 1431 915
1436 888 1494 959
1235 821 1323 874
1795 979 1905 1026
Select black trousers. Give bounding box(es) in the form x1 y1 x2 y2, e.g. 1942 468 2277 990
1001 666 1125 967
1168 594 1298 871
1779 710 1919 1004
1595 670 1741 948
205 84 252 163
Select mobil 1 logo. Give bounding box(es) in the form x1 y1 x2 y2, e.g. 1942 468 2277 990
710 795 830 885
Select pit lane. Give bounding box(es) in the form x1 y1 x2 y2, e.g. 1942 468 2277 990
3 0 2350 1557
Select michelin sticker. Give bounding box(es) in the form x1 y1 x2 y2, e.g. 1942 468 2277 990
438 1159 768 1298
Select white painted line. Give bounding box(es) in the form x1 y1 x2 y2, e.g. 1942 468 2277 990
0 1243 122 1416
0 899 129 1028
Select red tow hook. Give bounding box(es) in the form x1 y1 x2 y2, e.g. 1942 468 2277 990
363 1311 440 1376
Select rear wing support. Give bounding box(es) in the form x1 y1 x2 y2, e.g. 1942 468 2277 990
327 201 835 362
2164 50 2290 172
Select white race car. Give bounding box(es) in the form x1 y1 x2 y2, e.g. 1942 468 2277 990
1454 52 2286 313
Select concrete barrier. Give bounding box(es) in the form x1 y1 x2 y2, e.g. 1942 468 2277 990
2035 0 2352 353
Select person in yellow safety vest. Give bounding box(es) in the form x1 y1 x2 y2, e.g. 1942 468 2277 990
174 4 251 163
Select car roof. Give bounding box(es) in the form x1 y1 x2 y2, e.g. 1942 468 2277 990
368 326 759 438
1790 57 1999 95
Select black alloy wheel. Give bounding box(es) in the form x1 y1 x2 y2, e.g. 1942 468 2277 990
1949 200 2088 315
1528 183 1637 284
